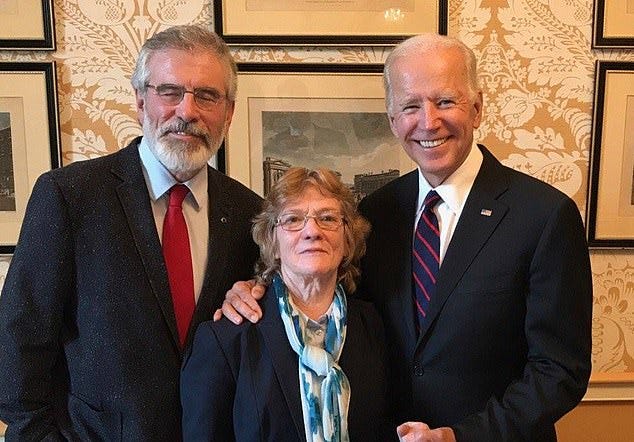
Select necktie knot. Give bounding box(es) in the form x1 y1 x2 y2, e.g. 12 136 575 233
169 184 189 208
424 190 441 209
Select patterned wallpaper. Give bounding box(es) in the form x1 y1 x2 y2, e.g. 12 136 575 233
0 0 633 386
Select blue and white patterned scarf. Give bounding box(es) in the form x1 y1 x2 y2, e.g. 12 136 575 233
273 273 350 442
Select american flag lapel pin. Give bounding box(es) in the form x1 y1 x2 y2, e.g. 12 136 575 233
480 209 492 217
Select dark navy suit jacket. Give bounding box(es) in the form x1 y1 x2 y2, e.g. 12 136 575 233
0 138 262 441
358 145 593 441
181 285 392 441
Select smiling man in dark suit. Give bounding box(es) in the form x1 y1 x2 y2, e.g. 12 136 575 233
359 33 592 442
220 33 592 442
0 25 261 441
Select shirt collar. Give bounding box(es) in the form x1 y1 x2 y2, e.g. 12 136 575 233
417 141 483 214
138 137 208 210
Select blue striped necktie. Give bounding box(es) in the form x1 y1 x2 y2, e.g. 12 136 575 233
412 190 442 332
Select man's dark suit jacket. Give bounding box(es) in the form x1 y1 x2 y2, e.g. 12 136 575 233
180 285 391 441
0 137 262 441
358 144 593 442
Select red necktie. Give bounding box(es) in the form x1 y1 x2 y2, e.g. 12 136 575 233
162 184 195 348
412 190 441 333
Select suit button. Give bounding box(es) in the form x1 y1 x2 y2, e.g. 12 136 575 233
413 363 424 376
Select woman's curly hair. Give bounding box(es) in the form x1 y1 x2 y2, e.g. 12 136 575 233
251 167 370 294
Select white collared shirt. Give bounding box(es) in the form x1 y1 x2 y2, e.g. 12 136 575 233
414 142 483 264
138 138 210 302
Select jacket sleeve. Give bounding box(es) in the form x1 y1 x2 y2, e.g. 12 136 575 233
0 173 73 441
181 322 236 441
452 197 593 441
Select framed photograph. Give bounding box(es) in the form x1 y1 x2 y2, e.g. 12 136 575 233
0 62 61 254
593 0 634 48
0 0 55 50
586 61 634 248
214 0 448 46
223 63 416 197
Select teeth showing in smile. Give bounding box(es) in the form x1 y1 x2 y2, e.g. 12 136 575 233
419 137 447 148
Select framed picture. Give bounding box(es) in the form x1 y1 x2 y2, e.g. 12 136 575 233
0 0 55 50
586 61 634 248
0 62 61 254
223 63 416 197
592 0 634 48
214 0 448 46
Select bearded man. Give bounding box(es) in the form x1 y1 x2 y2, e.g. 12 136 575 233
0 25 262 441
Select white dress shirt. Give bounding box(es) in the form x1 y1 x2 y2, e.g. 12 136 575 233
138 138 209 302
414 142 483 264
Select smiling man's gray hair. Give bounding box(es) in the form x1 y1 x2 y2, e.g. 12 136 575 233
383 33 480 114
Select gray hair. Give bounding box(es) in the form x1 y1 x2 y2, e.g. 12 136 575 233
383 33 479 114
131 25 237 101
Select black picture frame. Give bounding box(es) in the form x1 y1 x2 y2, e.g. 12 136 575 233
592 0 634 48
0 0 55 50
214 1 448 46
586 61 634 248
0 62 61 254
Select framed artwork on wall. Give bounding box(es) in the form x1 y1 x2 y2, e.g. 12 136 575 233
586 61 634 248
222 63 416 198
214 0 448 46
592 0 634 48
0 62 61 254
0 0 55 50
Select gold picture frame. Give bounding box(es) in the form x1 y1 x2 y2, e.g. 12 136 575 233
0 0 55 50
222 64 416 196
585 373 634 401
586 61 634 248
214 0 447 46
0 62 61 253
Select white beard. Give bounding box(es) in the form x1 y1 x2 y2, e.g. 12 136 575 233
143 114 224 181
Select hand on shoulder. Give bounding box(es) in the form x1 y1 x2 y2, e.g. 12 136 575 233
213 279 266 324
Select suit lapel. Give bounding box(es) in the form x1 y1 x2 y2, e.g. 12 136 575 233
259 288 306 440
393 172 421 350
418 146 510 339
110 141 181 351
187 168 233 346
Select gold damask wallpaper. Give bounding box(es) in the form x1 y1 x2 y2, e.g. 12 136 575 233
0 0 633 390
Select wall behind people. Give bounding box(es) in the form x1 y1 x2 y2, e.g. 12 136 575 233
0 0 632 437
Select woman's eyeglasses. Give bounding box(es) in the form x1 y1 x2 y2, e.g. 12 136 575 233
275 212 345 231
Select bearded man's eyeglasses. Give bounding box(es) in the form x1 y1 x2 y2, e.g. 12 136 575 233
145 83 227 110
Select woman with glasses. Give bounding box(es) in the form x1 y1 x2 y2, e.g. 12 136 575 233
181 167 391 441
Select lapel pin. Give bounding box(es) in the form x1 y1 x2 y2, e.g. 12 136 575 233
480 209 492 217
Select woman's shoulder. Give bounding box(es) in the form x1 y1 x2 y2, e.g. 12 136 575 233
193 287 277 348
190 316 254 355
202 314 255 338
